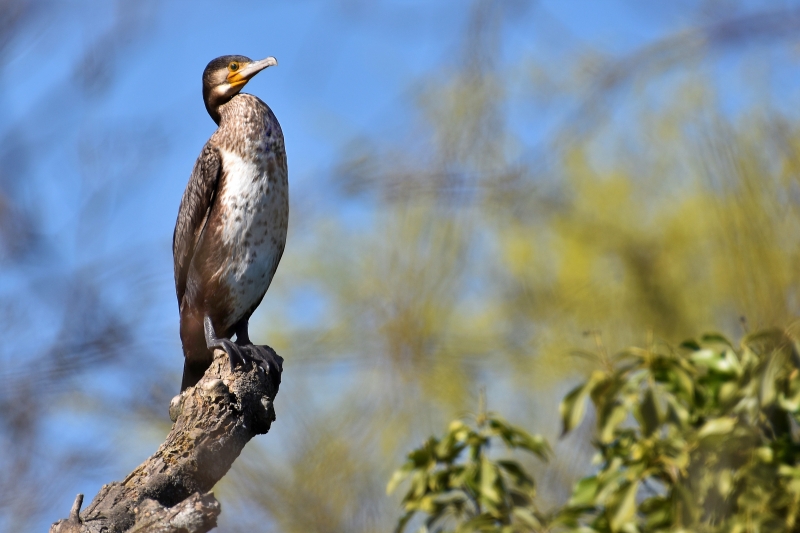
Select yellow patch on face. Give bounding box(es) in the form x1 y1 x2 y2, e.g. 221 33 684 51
226 62 249 86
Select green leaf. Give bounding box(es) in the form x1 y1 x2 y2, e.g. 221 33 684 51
691 348 739 375
717 381 739 406
689 348 718 367
408 470 429 501
755 446 774 463
610 480 639 532
669 366 695 399
665 396 690 429
598 402 628 444
697 417 736 439
562 371 609 437
760 347 787 407
448 419 469 435
779 387 800 413
636 387 661 437
462 463 481 497
568 476 599 506
672 482 698 524
512 507 541 529
700 332 733 346
594 459 627 503
508 488 533 507
480 456 501 506
679 339 701 350
497 459 534 490
487 416 549 460
640 495 671 529
387 462 414 495
560 382 591 436
487 416 514 441
515 432 551 460
408 442 434 467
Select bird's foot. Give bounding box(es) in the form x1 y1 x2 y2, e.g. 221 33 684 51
203 316 282 386
236 343 283 386
211 337 249 369
204 316 249 369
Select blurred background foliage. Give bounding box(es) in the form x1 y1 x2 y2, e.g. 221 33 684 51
1 0 800 531
391 328 800 532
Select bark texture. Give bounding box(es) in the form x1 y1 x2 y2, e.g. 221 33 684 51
50 347 282 533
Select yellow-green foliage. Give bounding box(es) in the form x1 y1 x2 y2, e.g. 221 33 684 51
391 325 800 532
389 412 550 533
559 326 800 532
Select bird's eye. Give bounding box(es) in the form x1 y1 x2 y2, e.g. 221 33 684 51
229 62 239 71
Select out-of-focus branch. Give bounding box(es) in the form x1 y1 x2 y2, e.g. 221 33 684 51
336 5 800 202
558 7 800 146
50 348 282 533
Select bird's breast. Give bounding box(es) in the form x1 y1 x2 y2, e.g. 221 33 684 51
214 147 288 324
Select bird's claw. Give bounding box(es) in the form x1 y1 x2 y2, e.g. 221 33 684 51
203 316 282 386
224 340 246 369
233 343 283 387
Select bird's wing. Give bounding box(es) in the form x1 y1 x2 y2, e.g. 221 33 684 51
173 143 222 307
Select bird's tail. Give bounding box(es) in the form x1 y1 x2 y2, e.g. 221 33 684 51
181 358 210 391
179 310 213 391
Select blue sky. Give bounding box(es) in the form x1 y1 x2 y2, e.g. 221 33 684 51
4 1 800 530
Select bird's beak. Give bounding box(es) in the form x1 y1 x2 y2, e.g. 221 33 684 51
228 57 278 88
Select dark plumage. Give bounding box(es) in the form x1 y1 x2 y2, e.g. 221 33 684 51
174 55 287 391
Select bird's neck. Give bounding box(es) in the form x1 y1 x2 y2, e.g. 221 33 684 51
217 94 268 126
203 87 235 125
211 94 271 155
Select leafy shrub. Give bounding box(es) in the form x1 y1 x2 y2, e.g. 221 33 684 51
388 411 550 532
390 326 800 532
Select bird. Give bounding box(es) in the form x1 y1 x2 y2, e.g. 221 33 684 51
173 55 287 392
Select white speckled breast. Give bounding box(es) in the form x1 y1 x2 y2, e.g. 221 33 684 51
216 147 287 326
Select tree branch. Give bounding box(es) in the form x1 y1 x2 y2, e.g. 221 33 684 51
50 347 282 533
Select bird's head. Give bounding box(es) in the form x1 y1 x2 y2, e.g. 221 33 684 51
202 55 277 124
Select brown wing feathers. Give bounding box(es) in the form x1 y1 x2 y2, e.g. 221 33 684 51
172 144 221 307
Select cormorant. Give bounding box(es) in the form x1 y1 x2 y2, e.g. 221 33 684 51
173 55 287 391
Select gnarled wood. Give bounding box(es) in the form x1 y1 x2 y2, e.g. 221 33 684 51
50 347 282 533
